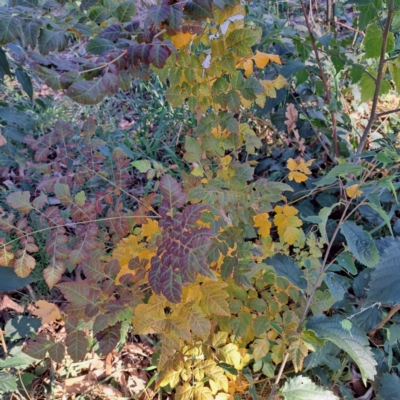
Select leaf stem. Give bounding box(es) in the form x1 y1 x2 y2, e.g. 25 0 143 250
356 0 395 154
368 305 400 337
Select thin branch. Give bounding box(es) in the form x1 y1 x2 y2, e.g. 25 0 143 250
78 50 127 75
335 20 364 35
356 0 395 154
299 0 339 157
369 305 400 337
376 107 400 118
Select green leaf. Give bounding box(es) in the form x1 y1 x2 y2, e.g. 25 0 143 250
184 136 202 163
0 267 37 293
0 15 21 46
367 242 400 305
318 202 340 244
226 28 260 56
309 291 335 315
306 314 377 384
54 183 72 206
336 252 357 275
340 221 379 268
116 1 136 22
226 90 241 112
65 79 108 105
0 47 10 76
38 29 67 55
264 254 307 290
359 74 391 103
241 77 265 100
378 373 400 400
0 373 17 394
132 160 152 173
197 114 217 135
5 316 41 341
15 68 33 101
0 347 36 370
165 87 184 107
364 24 394 59
389 59 400 93
23 20 42 49
86 37 114 55
89 6 109 24
280 376 339 400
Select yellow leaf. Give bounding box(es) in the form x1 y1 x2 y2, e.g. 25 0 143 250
252 337 270 360
192 166 205 176
253 213 271 238
194 384 214 400
273 205 303 245
297 158 314 174
273 74 287 89
176 382 194 400
171 31 194 49
32 300 61 324
346 184 363 198
252 51 282 68
216 343 242 369
288 171 308 183
242 59 253 77
287 158 298 171
112 235 146 283
141 218 159 241
0 247 14 266
221 155 232 167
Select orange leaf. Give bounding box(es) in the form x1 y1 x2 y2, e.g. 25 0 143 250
288 171 308 183
32 300 61 324
252 51 281 68
346 184 363 198
171 31 193 49
242 59 253 77
273 205 302 245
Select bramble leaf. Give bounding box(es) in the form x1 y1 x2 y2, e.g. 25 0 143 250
280 376 339 400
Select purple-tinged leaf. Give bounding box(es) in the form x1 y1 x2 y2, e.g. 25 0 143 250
180 204 207 230
23 20 42 49
159 174 187 211
86 37 115 55
57 282 100 311
23 334 54 359
32 194 47 210
43 258 66 289
160 266 182 303
38 29 67 55
65 79 108 105
96 323 121 355
149 44 170 69
98 24 122 42
168 4 183 31
7 191 32 214
48 342 65 364
134 43 150 64
148 4 170 24
54 120 73 141
102 72 119 95
66 330 89 362
149 257 163 295
14 249 36 278
185 0 213 18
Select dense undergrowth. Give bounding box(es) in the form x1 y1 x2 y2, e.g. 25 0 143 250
1 0 400 399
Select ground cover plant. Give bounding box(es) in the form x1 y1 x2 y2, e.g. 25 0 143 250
1 0 400 398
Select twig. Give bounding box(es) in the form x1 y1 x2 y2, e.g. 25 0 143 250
356 0 395 154
376 107 400 118
0 329 8 356
335 20 364 35
78 50 127 75
299 0 339 157
369 305 400 337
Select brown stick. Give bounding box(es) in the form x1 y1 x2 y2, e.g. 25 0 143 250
376 107 400 118
356 0 395 154
369 305 400 337
0 329 8 356
299 0 339 157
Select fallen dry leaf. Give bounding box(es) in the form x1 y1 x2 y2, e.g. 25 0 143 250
32 300 61 324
